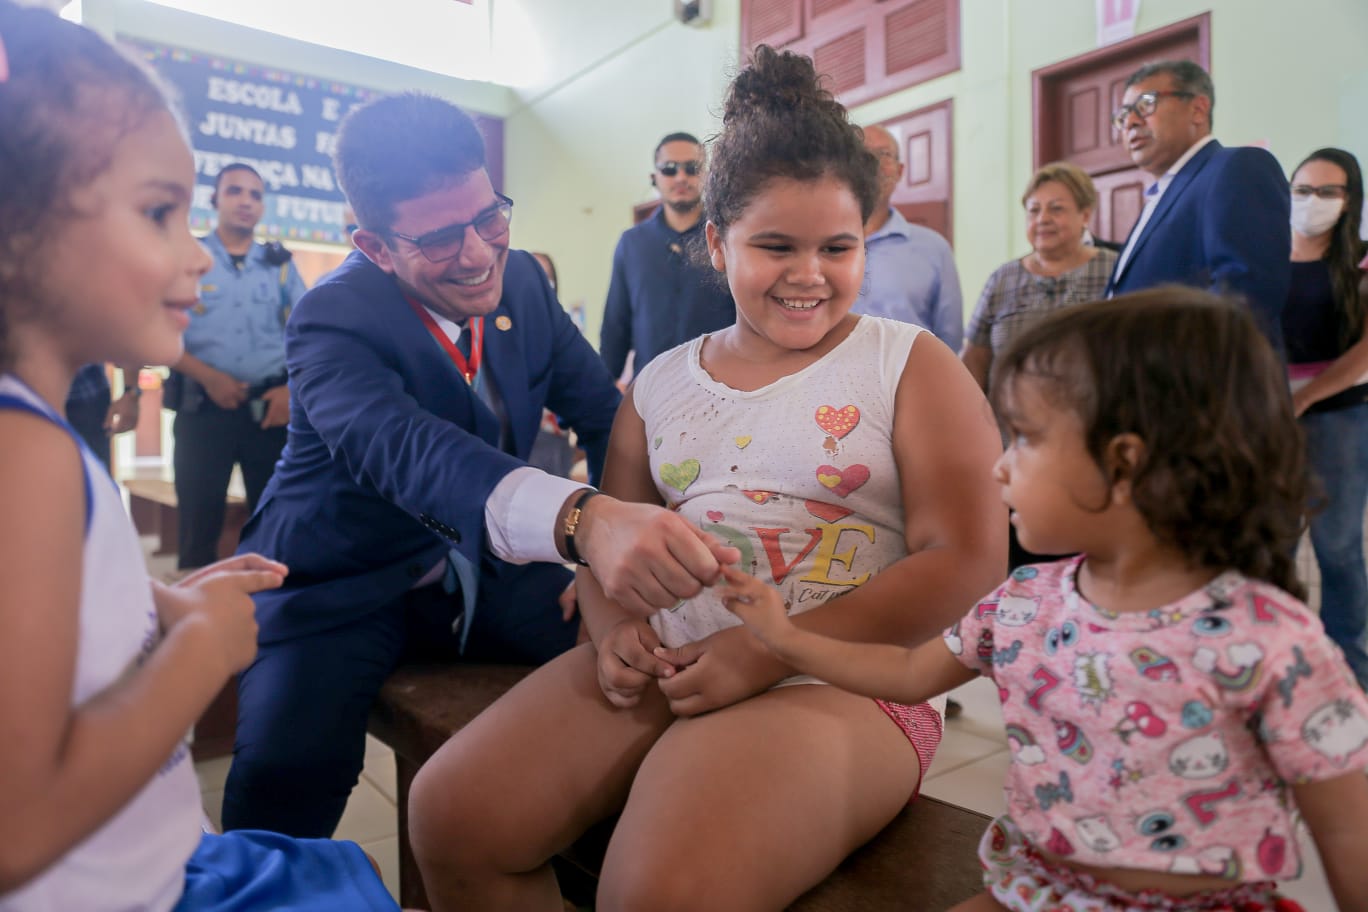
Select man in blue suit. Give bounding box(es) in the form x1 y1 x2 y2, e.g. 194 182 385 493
222 93 738 838
1106 60 1291 353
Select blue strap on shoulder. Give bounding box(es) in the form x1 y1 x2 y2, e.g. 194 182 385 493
0 393 94 535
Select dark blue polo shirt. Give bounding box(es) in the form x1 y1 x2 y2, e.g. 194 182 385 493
599 207 736 377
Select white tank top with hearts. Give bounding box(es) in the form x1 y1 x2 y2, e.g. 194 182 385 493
632 316 924 665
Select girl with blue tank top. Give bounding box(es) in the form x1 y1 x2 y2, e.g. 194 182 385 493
0 5 397 910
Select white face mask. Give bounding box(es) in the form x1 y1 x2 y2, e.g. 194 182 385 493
1290 196 1344 238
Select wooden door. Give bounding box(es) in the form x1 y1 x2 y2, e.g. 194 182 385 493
742 0 960 109
742 0 805 49
877 99 954 244
1032 14 1209 245
1089 169 1147 245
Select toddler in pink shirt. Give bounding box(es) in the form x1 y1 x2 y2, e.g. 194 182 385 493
724 290 1368 911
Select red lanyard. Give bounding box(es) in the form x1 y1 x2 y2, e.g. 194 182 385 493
406 298 483 385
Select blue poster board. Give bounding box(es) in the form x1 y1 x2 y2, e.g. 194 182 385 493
121 37 380 245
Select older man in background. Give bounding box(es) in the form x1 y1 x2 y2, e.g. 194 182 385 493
854 124 964 349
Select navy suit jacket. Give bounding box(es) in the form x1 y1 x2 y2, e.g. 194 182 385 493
238 249 621 642
1107 140 1291 352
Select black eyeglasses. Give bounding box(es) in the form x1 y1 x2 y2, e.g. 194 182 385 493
1110 90 1196 132
657 160 702 178
389 194 514 263
1292 184 1349 201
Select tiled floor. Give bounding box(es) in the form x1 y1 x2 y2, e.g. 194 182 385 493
145 541 412 895
183 530 1349 909
195 737 402 898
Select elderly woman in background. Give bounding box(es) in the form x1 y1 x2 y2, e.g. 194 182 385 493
962 162 1116 569
961 161 1117 392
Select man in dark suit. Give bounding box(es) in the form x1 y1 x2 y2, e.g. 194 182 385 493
222 92 738 838
1106 60 1291 352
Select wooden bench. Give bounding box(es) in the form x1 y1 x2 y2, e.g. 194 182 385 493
368 664 992 910
124 476 249 562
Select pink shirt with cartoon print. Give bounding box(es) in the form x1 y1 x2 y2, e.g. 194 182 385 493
946 555 1368 882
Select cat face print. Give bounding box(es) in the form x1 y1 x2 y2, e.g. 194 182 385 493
1303 699 1368 767
1168 732 1230 780
996 595 1041 628
1073 814 1122 853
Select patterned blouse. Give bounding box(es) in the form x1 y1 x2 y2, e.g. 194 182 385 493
966 248 1117 381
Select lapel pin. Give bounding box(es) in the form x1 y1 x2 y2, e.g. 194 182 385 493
495 315 512 331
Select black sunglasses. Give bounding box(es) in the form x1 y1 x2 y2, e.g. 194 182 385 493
657 160 702 178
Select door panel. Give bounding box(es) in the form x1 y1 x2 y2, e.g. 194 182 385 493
1090 169 1147 246
878 99 954 244
747 0 960 108
812 26 867 96
743 0 804 51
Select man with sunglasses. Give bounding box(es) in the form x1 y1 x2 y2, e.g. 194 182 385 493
1106 60 1291 353
599 132 736 383
223 95 739 839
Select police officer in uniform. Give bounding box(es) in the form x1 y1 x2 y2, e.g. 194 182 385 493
168 163 307 569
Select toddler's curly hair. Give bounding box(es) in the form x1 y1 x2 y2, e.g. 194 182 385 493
991 287 1311 597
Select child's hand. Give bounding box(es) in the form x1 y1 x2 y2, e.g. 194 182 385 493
171 553 288 592
558 579 579 622
596 618 675 708
155 554 285 677
717 564 794 654
652 625 789 716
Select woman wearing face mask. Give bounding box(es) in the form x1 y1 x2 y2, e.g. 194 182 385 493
1283 147 1368 690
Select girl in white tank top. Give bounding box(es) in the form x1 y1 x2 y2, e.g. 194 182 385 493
0 7 394 910
404 46 1007 911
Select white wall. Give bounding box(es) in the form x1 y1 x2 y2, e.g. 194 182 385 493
507 0 1368 338
79 0 1368 338
501 2 742 339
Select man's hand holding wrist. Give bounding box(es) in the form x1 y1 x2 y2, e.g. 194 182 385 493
569 496 741 617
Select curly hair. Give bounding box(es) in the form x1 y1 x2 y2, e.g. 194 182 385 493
333 91 486 235
0 0 176 370
703 45 879 240
990 287 1311 597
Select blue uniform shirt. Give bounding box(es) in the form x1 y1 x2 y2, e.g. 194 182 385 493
186 232 307 385
599 207 735 378
853 208 964 351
